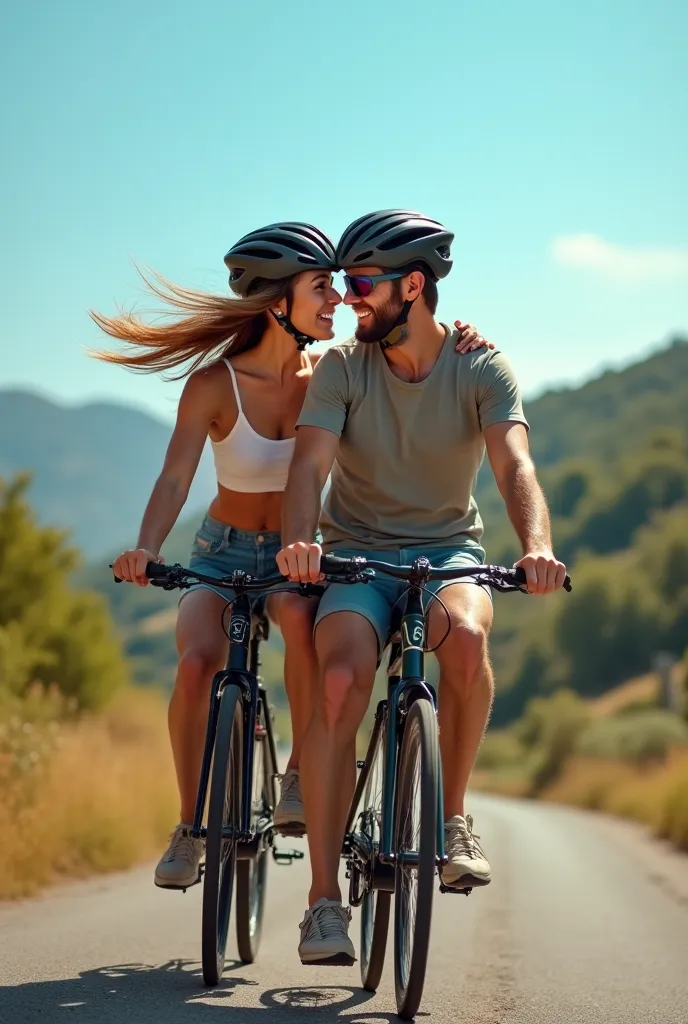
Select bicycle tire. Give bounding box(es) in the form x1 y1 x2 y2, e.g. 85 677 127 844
393 698 439 1020
202 684 243 986
236 704 275 963
359 722 391 992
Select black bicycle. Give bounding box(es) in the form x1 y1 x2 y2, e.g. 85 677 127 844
323 554 572 1020
112 561 325 984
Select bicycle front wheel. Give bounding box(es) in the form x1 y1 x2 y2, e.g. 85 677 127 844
202 683 243 986
236 701 274 963
393 698 439 1020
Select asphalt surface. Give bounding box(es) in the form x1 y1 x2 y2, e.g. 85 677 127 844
1 793 687 1023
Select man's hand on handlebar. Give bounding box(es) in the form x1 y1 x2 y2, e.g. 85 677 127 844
276 541 324 584
112 548 164 587
514 548 567 596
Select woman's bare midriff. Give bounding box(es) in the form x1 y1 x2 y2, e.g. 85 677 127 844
207 484 284 533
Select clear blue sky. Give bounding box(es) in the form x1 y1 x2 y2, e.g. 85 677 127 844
2 0 686 422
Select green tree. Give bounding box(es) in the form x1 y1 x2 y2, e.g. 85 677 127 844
513 689 589 794
0 475 128 711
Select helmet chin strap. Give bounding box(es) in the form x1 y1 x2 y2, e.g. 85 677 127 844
269 309 316 351
379 299 414 350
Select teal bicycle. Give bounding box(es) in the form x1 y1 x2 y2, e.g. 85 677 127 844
327 554 572 1020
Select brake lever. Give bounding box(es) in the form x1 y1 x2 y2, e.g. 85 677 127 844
476 574 528 594
320 568 375 585
148 577 186 591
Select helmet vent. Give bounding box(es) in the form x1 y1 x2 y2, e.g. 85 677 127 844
232 246 281 260
377 226 438 251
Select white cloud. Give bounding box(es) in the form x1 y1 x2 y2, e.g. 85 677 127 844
551 234 688 280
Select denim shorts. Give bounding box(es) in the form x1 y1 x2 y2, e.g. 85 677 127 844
180 513 285 605
314 544 491 652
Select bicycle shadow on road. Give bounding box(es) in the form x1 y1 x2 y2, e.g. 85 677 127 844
0 959 418 1024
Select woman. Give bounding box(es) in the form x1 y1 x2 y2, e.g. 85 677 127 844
92 221 491 891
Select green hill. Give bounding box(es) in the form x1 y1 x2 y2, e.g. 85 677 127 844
0 389 216 557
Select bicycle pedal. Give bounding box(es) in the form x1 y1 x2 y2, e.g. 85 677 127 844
273 848 305 865
439 883 472 895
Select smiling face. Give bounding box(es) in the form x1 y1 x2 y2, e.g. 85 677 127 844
342 265 409 343
286 270 342 340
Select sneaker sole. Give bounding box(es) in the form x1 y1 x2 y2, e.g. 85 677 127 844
441 873 491 890
299 952 357 966
275 822 306 837
154 866 203 891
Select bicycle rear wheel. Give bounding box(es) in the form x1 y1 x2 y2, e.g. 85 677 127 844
359 720 391 992
202 683 243 986
393 698 439 1020
236 702 275 963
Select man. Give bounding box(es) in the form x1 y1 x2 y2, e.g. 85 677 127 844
276 210 567 965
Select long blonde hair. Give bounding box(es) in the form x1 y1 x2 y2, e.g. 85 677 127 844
89 266 290 380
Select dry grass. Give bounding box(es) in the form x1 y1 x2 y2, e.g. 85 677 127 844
588 674 659 717
0 687 178 899
542 750 688 851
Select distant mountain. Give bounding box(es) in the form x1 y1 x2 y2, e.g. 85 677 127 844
0 390 217 557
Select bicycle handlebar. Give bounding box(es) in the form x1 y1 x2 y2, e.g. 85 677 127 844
111 561 322 596
110 553 572 594
319 553 572 592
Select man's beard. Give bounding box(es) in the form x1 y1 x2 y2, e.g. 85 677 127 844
354 297 405 343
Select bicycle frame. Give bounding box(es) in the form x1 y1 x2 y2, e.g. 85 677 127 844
344 576 447 892
190 592 279 851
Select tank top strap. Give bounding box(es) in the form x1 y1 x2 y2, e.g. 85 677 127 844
222 358 243 414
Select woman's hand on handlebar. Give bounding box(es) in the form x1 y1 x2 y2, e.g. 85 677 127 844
112 548 164 586
276 541 324 584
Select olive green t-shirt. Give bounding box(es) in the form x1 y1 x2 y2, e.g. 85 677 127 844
297 326 528 551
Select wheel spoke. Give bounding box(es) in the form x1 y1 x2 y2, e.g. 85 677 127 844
236 702 272 964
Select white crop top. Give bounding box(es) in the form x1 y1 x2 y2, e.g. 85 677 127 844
211 359 296 493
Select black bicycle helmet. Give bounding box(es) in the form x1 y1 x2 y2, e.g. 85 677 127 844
224 222 336 297
336 209 454 281
224 222 336 349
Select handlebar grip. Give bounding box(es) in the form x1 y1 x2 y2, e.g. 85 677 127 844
513 566 572 592
146 562 169 580
320 553 364 574
109 562 169 583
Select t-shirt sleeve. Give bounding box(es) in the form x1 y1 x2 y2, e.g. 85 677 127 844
296 348 349 437
476 350 529 431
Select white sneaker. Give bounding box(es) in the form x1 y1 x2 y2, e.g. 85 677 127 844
274 769 305 835
441 814 492 889
298 898 356 965
154 824 205 890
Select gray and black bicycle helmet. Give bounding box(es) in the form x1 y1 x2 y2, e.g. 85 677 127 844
224 222 336 297
336 210 454 348
336 209 454 281
224 222 336 350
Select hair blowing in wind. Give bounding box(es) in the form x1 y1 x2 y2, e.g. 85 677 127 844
89 265 289 380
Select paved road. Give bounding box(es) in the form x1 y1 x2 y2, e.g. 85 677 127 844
1 794 687 1023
